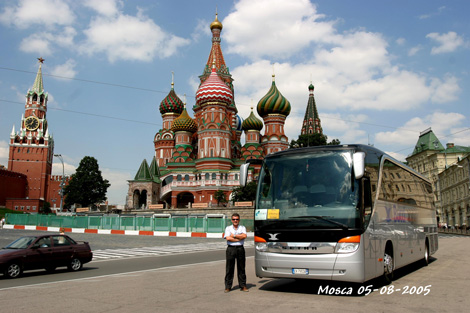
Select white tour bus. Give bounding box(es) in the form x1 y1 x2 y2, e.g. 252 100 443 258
240 144 438 283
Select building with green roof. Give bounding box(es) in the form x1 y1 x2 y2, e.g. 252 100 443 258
406 127 470 225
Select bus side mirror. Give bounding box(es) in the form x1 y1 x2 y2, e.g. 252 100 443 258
240 163 249 187
353 152 366 179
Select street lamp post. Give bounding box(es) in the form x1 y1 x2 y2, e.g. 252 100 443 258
54 154 65 212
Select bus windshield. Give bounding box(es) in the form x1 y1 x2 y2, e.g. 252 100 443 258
256 150 361 229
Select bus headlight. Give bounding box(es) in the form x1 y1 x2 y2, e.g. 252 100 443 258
335 242 359 253
255 242 268 252
335 235 361 253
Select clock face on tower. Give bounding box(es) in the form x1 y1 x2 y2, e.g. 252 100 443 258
25 116 40 131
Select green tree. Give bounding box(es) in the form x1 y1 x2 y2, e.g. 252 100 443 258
214 190 227 206
231 181 258 202
328 138 341 145
64 156 110 210
290 133 340 148
41 202 51 214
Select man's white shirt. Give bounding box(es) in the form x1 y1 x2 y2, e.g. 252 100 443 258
224 225 247 246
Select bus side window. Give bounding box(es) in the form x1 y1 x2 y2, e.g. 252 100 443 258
261 169 271 198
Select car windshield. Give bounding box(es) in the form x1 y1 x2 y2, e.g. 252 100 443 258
4 236 37 249
255 149 361 229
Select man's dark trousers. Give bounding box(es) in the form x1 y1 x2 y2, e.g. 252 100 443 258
225 246 246 289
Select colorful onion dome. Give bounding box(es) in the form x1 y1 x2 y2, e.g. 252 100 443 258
171 108 198 133
309 83 314 91
210 13 223 30
160 83 184 115
235 114 243 132
257 75 291 117
195 64 233 106
242 108 263 131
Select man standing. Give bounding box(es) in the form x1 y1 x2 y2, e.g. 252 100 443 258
224 213 248 292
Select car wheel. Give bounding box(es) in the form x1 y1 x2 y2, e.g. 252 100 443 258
68 258 82 271
5 263 22 278
383 249 394 285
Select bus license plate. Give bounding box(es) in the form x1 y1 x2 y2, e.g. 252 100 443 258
292 268 309 275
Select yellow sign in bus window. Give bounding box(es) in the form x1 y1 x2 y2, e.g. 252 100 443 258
268 209 280 219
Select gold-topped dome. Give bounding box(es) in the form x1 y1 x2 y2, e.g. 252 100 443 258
210 13 223 30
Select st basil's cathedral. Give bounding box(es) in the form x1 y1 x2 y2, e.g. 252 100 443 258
127 13 320 210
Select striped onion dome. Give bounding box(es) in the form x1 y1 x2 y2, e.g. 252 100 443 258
195 65 233 106
257 75 291 117
159 83 184 115
242 108 263 131
171 108 198 133
235 114 243 132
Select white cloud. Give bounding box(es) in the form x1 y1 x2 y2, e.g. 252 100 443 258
223 0 337 60
19 27 77 55
0 0 75 29
418 6 447 20
83 0 122 17
385 151 407 162
191 18 211 43
430 75 460 103
408 45 421 56
321 113 367 143
226 1 460 113
81 13 190 62
446 128 470 147
101 168 132 205
396 38 406 45
340 69 431 111
20 34 53 55
231 60 443 114
0 140 9 167
52 160 76 177
313 31 390 82
51 59 77 79
374 112 466 147
224 0 465 150
426 31 465 54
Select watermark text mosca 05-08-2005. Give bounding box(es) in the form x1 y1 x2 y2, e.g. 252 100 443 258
318 285 432 296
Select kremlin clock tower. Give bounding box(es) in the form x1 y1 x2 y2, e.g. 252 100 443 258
6 58 55 212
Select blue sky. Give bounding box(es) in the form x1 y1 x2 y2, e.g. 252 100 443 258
1 0 469 205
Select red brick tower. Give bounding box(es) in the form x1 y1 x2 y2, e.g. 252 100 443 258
194 61 235 171
7 58 54 211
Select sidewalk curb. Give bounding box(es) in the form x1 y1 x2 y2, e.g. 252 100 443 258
3 224 254 238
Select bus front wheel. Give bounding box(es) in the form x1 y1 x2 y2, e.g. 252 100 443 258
383 248 394 284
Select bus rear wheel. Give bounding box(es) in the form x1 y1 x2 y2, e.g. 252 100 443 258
383 249 394 284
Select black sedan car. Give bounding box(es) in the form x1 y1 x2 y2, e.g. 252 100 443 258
0 234 93 278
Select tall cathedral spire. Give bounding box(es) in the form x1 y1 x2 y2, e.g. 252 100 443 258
301 83 322 135
199 11 233 89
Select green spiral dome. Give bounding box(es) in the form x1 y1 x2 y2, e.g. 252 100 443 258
242 108 263 131
257 75 291 117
